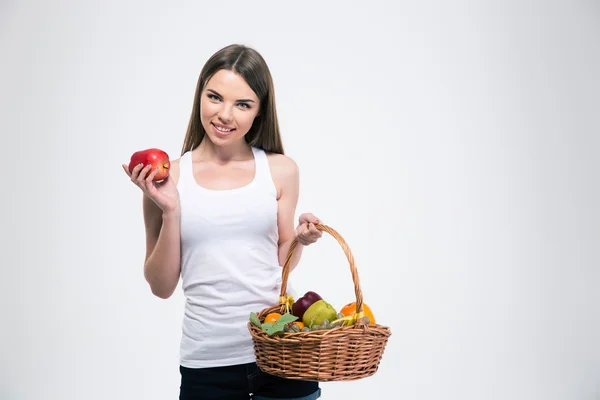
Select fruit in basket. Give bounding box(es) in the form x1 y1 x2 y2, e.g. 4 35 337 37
291 291 323 320
339 302 376 324
283 320 305 332
291 321 305 330
302 299 338 328
264 313 282 324
249 312 298 336
128 148 171 181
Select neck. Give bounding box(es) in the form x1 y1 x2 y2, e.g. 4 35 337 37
196 138 253 163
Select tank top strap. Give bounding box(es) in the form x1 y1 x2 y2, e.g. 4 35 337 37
251 147 277 196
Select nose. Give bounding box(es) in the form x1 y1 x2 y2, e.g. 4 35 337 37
218 104 233 124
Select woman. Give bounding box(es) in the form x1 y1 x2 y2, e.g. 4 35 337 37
123 44 323 400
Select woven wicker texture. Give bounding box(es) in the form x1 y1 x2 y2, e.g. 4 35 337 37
248 223 392 382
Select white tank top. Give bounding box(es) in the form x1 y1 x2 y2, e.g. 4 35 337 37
177 146 289 368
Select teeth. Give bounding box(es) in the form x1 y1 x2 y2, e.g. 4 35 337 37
215 125 232 132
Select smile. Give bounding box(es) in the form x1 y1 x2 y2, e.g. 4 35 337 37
211 123 236 137
212 123 235 133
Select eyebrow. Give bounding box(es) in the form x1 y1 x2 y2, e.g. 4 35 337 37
206 89 256 103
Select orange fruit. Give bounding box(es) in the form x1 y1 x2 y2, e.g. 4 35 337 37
292 321 305 330
264 313 282 324
339 302 376 324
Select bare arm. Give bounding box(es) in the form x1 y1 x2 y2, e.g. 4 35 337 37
123 158 182 299
270 155 321 272
142 196 181 299
273 155 304 271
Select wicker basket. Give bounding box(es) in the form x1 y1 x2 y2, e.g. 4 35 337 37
248 223 392 382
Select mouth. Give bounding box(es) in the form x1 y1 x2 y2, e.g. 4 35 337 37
211 122 236 138
211 122 235 134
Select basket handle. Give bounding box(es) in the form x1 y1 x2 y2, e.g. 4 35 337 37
280 223 365 322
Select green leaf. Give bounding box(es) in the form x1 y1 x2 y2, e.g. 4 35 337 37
261 322 273 330
249 312 262 328
278 313 299 325
264 313 298 336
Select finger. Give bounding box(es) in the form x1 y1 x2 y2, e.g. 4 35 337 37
136 164 153 184
144 169 161 196
146 167 159 184
308 223 322 237
122 164 132 177
300 213 314 224
299 213 320 224
130 163 144 181
296 236 310 246
303 224 311 237
294 226 307 244
145 179 159 198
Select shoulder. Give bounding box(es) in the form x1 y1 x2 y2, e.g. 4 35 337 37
265 152 299 198
266 152 299 180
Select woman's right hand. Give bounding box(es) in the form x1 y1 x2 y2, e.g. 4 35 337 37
122 163 180 213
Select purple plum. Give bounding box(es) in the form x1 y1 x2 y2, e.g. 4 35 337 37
292 291 323 320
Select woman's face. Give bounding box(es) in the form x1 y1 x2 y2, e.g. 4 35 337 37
200 69 261 146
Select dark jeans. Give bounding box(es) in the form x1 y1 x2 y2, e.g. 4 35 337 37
179 362 321 400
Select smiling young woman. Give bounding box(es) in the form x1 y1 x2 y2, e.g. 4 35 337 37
123 44 324 400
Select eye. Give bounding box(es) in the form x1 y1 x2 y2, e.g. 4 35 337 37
207 94 221 101
238 103 251 109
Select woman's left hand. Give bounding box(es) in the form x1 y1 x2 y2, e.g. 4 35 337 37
295 213 323 246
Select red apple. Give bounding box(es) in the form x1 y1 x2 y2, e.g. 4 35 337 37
292 291 323 320
128 148 170 181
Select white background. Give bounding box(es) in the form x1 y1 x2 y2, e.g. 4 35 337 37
2 1 599 399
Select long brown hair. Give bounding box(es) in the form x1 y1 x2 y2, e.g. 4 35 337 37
181 44 284 156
